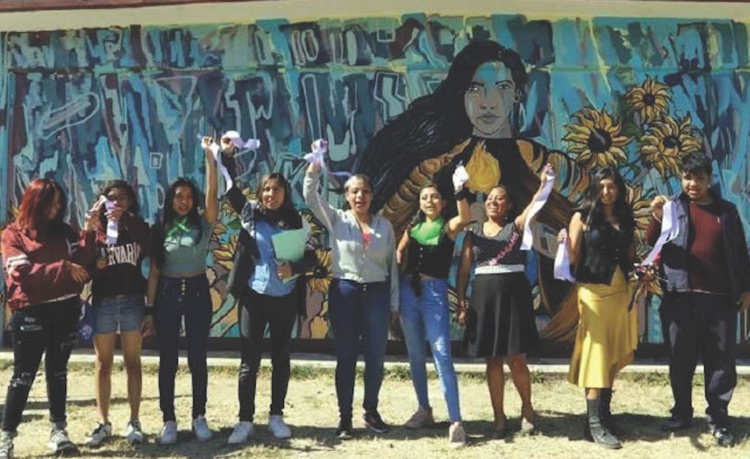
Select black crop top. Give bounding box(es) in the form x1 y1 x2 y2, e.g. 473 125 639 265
405 234 455 279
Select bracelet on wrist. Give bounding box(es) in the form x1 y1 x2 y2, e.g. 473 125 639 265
454 189 470 201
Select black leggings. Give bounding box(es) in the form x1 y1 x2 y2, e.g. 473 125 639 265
238 288 298 422
2 298 79 432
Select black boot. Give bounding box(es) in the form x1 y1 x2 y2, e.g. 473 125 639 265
585 399 621 449
600 388 619 434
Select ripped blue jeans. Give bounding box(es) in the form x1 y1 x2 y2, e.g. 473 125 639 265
2 297 80 432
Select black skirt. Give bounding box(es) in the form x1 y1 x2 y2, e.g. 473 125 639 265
464 272 539 357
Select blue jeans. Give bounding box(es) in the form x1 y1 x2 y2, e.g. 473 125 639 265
328 279 390 420
93 294 144 335
400 277 462 422
155 274 212 422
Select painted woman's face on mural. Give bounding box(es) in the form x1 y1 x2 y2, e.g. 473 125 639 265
464 62 518 139
172 185 194 217
419 186 444 219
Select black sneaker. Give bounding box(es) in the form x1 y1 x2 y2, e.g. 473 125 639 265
335 418 353 439
363 410 390 434
712 427 734 447
660 416 691 432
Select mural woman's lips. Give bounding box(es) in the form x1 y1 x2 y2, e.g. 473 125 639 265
477 114 499 123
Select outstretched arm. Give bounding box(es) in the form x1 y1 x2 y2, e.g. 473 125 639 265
202 136 219 224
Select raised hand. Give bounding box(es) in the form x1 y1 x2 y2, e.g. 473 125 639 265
650 195 668 220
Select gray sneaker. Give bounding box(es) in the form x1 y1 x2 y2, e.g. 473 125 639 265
85 422 112 447
404 407 434 429
125 420 144 445
48 423 78 455
448 422 466 449
0 431 15 459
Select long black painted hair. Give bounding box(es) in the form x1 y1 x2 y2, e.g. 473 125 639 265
357 40 528 210
155 177 203 268
256 173 302 228
579 168 634 235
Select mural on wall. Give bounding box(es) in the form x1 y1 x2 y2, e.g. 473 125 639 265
1 14 749 344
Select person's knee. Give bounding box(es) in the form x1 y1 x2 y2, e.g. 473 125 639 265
123 355 142 375
486 356 504 368
9 372 35 390
507 356 528 373
96 356 114 375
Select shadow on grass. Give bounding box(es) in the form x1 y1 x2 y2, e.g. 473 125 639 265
528 410 750 451
71 413 750 457
78 425 346 458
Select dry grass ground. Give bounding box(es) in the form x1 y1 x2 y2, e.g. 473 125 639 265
2 361 749 459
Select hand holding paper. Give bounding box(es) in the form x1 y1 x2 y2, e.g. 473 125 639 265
553 230 575 282
520 164 556 251
452 163 469 192
197 132 260 197
304 139 328 169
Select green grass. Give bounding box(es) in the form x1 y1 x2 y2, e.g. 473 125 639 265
2 364 749 458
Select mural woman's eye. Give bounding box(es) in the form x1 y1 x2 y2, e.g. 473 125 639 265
497 81 513 90
466 83 482 94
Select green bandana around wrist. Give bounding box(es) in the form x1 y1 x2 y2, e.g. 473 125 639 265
410 217 445 246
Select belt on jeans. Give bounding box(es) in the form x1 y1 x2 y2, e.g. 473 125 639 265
337 279 386 292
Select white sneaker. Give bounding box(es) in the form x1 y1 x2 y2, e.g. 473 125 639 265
227 421 254 444
125 420 144 444
0 431 15 459
192 416 213 442
85 422 112 447
268 415 291 439
160 421 177 445
449 422 466 449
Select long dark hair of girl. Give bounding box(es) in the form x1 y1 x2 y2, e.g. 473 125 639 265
357 40 528 210
255 173 302 228
17 178 69 238
579 168 634 237
155 178 203 268
97 180 140 229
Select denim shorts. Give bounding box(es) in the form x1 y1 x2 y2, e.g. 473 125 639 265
92 294 144 335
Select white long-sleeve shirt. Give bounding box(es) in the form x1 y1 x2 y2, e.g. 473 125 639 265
303 169 399 311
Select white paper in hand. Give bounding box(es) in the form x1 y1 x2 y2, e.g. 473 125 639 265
452 164 469 192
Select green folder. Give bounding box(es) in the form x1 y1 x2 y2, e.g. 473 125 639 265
271 228 306 262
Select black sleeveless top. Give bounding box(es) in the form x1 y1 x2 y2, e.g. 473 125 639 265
574 221 633 285
405 234 454 279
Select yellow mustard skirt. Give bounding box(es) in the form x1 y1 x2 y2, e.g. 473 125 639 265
568 267 638 388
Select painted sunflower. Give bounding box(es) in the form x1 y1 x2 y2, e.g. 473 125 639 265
212 235 238 271
307 249 332 294
639 114 702 176
624 77 671 124
563 107 632 170
626 184 652 231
